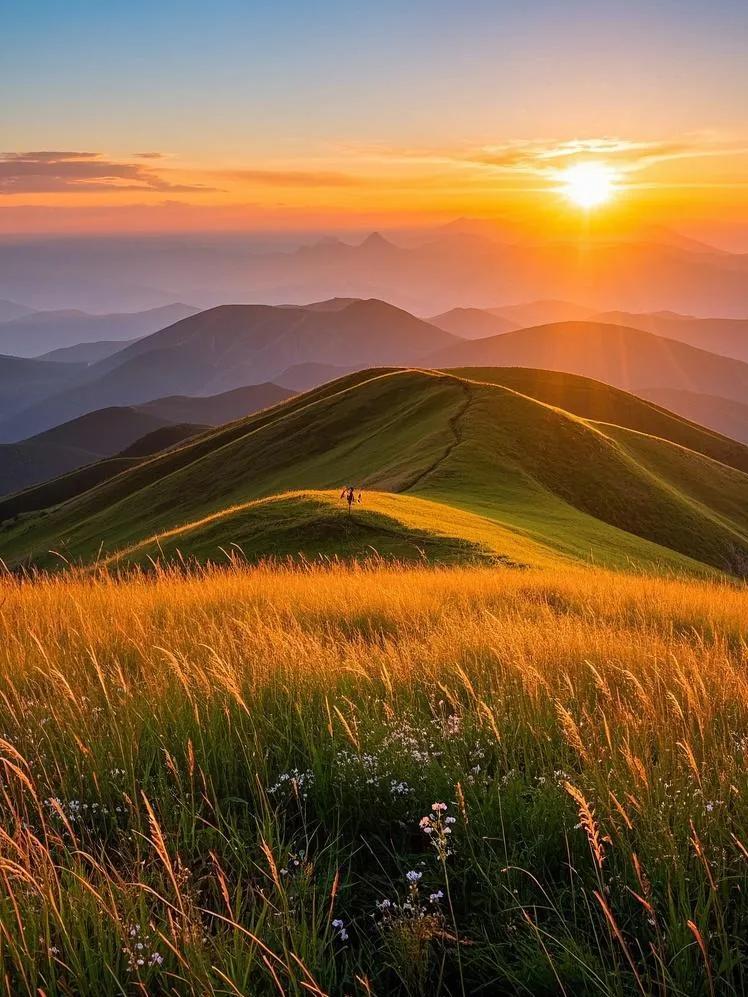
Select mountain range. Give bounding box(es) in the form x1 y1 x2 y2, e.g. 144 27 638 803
3 228 748 316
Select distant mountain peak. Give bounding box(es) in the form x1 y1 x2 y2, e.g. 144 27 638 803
358 231 397 251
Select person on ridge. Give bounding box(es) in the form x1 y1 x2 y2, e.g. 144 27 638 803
340 485 361 513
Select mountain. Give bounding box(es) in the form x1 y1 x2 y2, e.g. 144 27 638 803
137 383 295 425
593 311 748 363
427 307 516 339
39 339 138 364
0 303 199 358
431 321 748 404
0 355 86 420
0 298 35 323
638 389 748 444
1 368 746 577
0 407 174 497
0 299 457 440
0 383 297 497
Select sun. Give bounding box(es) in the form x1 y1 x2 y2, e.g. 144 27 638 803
559 161 618 209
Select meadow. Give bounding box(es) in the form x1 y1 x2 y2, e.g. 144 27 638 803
0 561 746 995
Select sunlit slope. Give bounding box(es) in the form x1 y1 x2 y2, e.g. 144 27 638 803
1 368 747 574
104 490 547 568
449 366 748 473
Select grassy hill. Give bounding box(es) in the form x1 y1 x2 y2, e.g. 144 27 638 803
432 321 748 404
448 367 748 474
2 367 746 575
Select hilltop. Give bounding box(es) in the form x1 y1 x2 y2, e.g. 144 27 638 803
2 367 746 576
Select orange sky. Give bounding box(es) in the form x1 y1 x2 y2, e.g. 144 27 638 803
3 3 748 248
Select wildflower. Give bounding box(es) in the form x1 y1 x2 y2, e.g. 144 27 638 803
420 804 455 860
406 870 422 883
429 890 444 903
331 918 349 942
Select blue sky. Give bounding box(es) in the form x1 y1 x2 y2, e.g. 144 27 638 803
3 0 747 156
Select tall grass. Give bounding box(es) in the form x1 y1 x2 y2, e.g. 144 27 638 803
0 561 745 995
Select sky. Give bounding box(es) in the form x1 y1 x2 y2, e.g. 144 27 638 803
2 0 748 246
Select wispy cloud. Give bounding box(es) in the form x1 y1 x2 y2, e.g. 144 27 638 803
352 135 748 184
0 151 216 194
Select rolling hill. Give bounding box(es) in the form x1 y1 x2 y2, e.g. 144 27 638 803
431 321 748 404
0 299 458 439
0 303 199 358
2 367 746 576
446 367 748 474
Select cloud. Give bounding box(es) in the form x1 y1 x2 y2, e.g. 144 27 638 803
0 151 217 194
357 135 748 183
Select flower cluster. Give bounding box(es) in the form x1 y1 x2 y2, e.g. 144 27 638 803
374 871 445 930
122 924 164 972
419 802 456 860
331 918 349 942
268 768 315 800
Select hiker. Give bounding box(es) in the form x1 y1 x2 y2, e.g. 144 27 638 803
340 485 355 512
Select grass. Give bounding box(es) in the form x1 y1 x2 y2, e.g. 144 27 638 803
2 368 747 575
0 560 746 995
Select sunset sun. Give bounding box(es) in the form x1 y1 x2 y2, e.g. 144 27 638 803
560 161 618 208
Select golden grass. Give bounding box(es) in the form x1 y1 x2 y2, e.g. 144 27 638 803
0 562 745 994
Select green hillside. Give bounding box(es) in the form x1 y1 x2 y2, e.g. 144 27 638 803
449 366 748 473
1 367 747 575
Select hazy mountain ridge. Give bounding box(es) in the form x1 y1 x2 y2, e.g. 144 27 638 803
3 229 748 316
0 303 199 358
